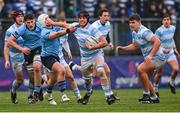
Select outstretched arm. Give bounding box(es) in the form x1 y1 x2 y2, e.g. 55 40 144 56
116 43 139 51
46 18 67 28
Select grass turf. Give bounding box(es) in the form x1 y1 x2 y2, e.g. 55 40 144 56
0 89 180 112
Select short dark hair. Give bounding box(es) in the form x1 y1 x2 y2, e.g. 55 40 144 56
24 14 35 21
12 10 24 21
129 13 141 21
98 8 109 16
78 10 89 22
163 14 171 19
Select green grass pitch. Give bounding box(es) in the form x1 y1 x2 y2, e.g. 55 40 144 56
0 89 180 112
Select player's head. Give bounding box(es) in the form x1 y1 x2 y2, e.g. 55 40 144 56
37 13 50 27
129 13 141 32
78 10 89 27
162 14 171 27
12 10 24 25
98 8 110 24
24 14 36 30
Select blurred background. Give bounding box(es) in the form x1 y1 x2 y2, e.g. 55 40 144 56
0 0 180 90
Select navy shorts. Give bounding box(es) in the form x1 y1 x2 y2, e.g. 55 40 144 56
41 55 59 70
24 46 41 65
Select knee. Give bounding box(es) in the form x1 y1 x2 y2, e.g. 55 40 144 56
16 79 24 85
33 64 41 72
173 67 179 73
137 66 144 74
97 69 105 76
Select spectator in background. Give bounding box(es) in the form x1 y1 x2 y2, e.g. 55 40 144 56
26 0 43 17
43 0 56 18
13 0 27 14
148 2 160 18
81 0 97 18
108 0 119 18
57 9 66 21
64 0 76 18
94 0 107 18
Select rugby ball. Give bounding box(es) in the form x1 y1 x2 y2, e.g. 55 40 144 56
86 36 99 45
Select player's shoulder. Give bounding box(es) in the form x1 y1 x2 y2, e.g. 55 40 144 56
170 25 176 30
7 24 16 32
140 25 151 33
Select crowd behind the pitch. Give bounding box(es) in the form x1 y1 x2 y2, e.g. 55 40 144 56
0 0 180 20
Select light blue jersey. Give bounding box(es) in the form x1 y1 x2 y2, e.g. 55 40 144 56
41 26 61 57
91 20 110 38
5 24 24 62
155 25 176 60
13 22 41 50
74 23 103 58
132 25 165 60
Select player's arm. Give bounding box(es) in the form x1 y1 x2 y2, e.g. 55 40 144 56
116 43 139 51
4 40 10 69
173 46 180 56
49 27 76 40
148 36 161 58
46 18 68 28
106 32 114 49
144 35 161 63
8 35 30 55
86 36 108 50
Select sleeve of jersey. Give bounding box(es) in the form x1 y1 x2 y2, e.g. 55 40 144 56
106 32 111 44
4 31 11 41
155 29 161 38
92 28 103 39
143 30 154 41
13 25 25 39
132 33 137 45
42 30 51 40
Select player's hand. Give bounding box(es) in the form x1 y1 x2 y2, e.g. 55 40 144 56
5 60 10 69
108 43 114 50
85 41 94 50
46 18 54 25
144 55 152 63
21 47 31 55
68 53 73 60
116 46 124 51
174 49 180 57
163 49 170 54
68 26 77 33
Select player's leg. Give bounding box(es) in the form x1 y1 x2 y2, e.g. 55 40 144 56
168 57 179 94
26 64 35 104
41 56 65 105
32 54 43 101
10 62 24 104
69 61 82 71
137 61 158 103
65 66 82 102
94 57 115 105
153 66 163 97
80 57 94 104
104 63 120 101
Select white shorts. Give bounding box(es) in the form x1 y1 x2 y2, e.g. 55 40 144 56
81 52 104 70
152 56 165 69
11 61 24 73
